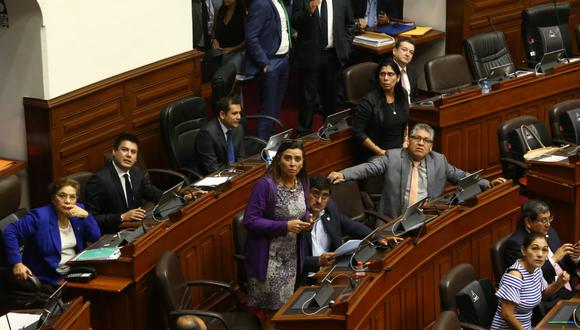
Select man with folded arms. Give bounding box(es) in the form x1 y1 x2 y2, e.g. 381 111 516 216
328 123 506 224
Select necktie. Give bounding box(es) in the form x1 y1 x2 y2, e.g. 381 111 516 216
408 161 419 206
226 129 235 164
553 260 572 291
320 0 328 49
124 173 136 209
401 68 411 103
201 0 210 49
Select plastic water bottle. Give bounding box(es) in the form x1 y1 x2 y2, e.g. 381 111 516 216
481 80 490 94
351 261 367 287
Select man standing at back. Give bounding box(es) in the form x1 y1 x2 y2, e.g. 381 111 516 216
195 95 246 175
391 37 417 103
86 133 162 234
292 0 354 136
245 0 292 139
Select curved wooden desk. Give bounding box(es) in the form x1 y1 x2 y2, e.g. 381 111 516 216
272 182 520 330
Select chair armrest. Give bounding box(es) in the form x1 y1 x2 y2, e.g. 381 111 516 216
169 310 229 330
245 114 286 132
459 322 488 330
232 254 245 262
364 210 393 226
147 168 191 186
186 280 241 308
499 157 528 170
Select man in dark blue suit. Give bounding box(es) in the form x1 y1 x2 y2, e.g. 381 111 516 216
302 176 399 281
504 200 579 310
245 0 291 139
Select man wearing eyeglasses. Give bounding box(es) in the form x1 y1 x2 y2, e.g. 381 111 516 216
328 123 506 224
301 175 398 283
504 200 579 310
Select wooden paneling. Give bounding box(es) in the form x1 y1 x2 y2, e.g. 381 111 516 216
447 0 580 65
24 50 203 206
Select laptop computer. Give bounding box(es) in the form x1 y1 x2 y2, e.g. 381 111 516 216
261 128 293 161
317 108 351 140
143 181 184 220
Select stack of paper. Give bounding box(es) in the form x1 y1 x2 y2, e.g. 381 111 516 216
353 32 395 47
400 26 433 37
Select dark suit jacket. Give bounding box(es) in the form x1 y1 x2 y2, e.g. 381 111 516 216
302 199 371 275
244 0 285 77
504 224 577 305
3 203 101 285
385 55 418 101
291 0 355 69
352 0 399 20
85 161 162 234
195 118 246 175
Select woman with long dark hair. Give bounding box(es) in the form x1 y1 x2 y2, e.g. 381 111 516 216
352 59 409 161
243 139 311 324
212 0 246 72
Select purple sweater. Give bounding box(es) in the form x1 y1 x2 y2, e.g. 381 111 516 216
243 176 310 282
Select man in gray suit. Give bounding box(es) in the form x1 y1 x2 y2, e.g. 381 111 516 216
328 123 506 222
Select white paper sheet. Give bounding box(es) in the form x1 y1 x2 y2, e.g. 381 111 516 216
193 176 231 187
0 312 40 330
334 239 362 257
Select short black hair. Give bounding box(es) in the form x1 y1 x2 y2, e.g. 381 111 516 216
113 133 139 149
309 175 331 192
521 200 550 222
522 232 548 250
395 37 416 49
216 95 241 116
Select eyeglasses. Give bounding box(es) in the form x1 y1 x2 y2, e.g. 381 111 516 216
56 192 77 201
409 135 434 144
311 190 330 201
535 215 555 225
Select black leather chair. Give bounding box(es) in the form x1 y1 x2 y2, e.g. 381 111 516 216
490 235 510 287
548 99 580 145
440 263 496 329
232 211 248 293
160 96 208 181
433 311 461 330
498 115 552 182
343 62 378 107
576 23 580 51
211 62 284 155
66 171 93 204
0 175 22 220
522 2 572 67
463 31 515 80
424 54 474 95
155 251 261 330
330 180 391 228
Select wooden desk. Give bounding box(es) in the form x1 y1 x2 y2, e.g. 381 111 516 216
536 298 580 330
526 157 580 243
410 61 580 175
273 182 520 330
353 30 445 56
48 297 91 330
65 133 358 330
0 158 26 177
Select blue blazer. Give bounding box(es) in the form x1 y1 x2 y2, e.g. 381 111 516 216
244 0 284 77
3 203 101 285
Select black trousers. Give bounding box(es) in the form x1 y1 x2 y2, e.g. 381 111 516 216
298 49 340 135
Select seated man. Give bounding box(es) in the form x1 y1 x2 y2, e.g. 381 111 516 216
504 200 578 310
194 95 245 175
328 123 506 224
302 175 400 282
86 133 162 234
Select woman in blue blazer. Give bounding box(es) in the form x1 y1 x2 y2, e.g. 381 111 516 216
4 177 101 285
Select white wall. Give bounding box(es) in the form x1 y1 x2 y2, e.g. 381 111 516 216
36 0 193 98
404 0 446 90
0 0 44 207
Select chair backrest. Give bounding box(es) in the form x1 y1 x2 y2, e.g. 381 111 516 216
330 181 369 224
343 62 378 106
0 208 28 266
439 263 478 310
463 31 515 80
424 54 474 94
490 235 510 286
211 62 238 115
522 2 572 66
433 311 461 330
232 211 248 292
66 171 93 204
576 23 580 51
160 97 208 170
155 251 191 312
549 99 580 144
455 277 497 326
0 175 21 220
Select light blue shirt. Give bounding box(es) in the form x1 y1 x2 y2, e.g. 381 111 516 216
365 0 377 27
